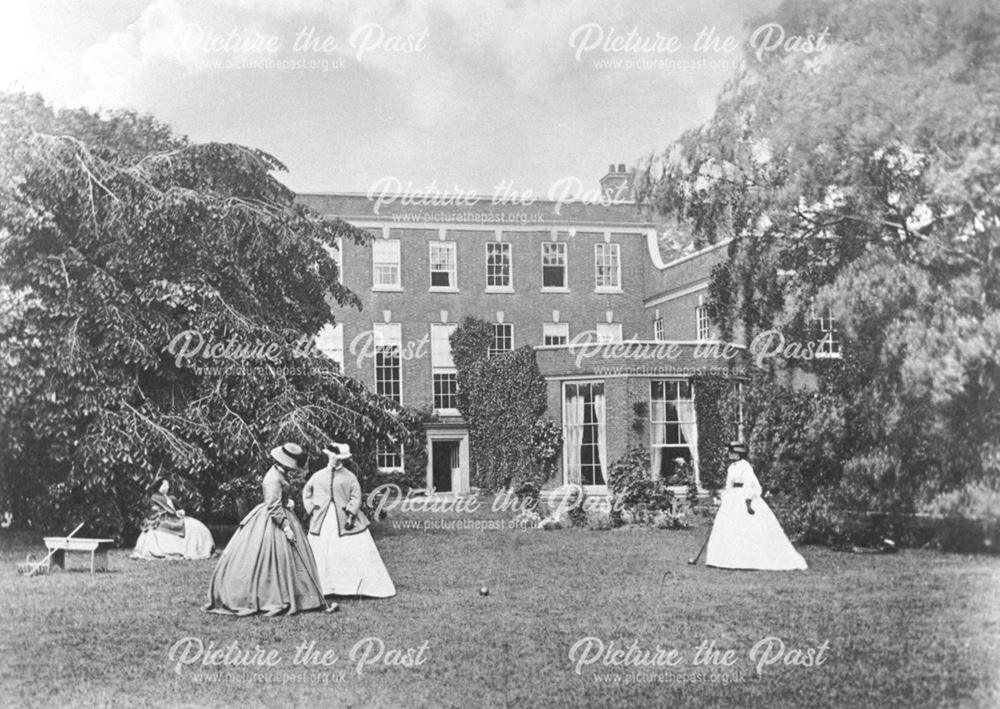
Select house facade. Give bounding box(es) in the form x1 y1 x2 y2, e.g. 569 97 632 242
298 176 747 495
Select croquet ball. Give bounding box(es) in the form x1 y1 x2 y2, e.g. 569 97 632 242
479 587 490 596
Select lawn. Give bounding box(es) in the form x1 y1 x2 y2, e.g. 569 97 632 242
1 515 998 708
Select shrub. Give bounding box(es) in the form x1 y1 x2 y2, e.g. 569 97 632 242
923 482 1000 553
607 445 674 512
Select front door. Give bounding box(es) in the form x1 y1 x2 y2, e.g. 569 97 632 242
432 440 459 493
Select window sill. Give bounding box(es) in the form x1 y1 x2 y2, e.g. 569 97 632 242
378 467 405 474
372 285 404 292
429 286 459 293
434 408 461 416
541 287 571 294
594 288 623 294
485 287 515 294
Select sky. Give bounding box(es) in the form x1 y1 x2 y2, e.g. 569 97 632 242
0 0 777 196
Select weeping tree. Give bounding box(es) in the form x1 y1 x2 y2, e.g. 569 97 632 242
0 92 413 538
637 0 1000 516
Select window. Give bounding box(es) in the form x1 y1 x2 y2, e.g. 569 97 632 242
373 323 402 403
376 443 403 472
650 380 697 485
543 322 569 346
429 241 457 289
372 239 401 289
486 242 512 290
431 324 459 412
313 323 344 372
594 243 621 290
563 382 606 487
541 242 567 289
696 306 711 341
489 323 513 357
653 317 665 341
595 323 622 343
814 307 842 358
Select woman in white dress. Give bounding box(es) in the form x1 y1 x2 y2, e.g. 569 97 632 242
705 442 807 570
132 478 215 560
303 444 396 598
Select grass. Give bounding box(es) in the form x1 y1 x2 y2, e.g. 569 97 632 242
1 515 998 708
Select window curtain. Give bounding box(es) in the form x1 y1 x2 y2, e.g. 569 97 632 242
564 387 584 485
650 398 666 480
676 399 699 482
594 387 607 485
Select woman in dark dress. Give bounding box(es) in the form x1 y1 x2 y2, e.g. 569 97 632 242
204 443 337 616
132 478 214 560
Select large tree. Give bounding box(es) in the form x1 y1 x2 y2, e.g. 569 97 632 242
0 92 412 537
638 0 1000 507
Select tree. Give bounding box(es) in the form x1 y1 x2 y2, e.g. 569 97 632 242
0 92 413 537
638 0 1000 506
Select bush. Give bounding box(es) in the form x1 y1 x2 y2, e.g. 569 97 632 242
607 446 675 512
923 482 1000 553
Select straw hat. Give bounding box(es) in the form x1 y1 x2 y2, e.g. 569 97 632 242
270 442 308 470
323 443 353 462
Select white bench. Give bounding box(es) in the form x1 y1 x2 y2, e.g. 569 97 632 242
42 537 115 573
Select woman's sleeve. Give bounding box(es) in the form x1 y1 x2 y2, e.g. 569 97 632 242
345 474 362 516
744 463 762 499
263 478 288 527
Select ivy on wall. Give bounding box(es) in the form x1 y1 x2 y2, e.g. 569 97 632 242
692 375 741 491
450 317 560 491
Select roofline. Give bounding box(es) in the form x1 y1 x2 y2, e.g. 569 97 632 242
657 237 733 271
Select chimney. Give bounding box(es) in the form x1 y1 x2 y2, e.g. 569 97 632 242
599 163 635 202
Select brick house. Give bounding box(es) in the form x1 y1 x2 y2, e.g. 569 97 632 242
298 173 748 495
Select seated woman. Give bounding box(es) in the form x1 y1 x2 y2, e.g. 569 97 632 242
132 478 215 560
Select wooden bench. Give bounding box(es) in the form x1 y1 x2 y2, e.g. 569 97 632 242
42 537 115 573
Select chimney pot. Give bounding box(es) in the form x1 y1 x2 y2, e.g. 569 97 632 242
618 163 626 172
608 164 615 173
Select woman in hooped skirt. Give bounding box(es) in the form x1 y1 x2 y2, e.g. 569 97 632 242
303 443 396 598
705 441 807 570
132 477 215 560
204 443 337 616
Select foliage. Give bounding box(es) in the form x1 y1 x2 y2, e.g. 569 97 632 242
691 375 741 490
607 445 674 512
0 92 412 539
639 0 1000 516
450 317 557 491
922 481 1000 553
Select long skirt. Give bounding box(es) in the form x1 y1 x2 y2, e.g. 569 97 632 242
705 491 808 570
203 505 327 616
308 523 396 598
132 517 215 560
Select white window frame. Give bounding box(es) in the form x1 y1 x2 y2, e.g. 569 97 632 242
649 379 699 487
372 239 401 291
429 241 458 291
541 242 568 292
696 306 711 341
594 242 621 292
489 323 513 357
376 442 404 473
542 322 569 346
562 380 607 490
373 322 402 404
485 242 513 292
813 306 842 359
431 323 459 414
653 317 665 341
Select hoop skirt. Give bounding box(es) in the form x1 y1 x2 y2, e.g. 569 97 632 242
204 468 327 616
132 517 214 560
309 516 396 598
706 460 807 571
